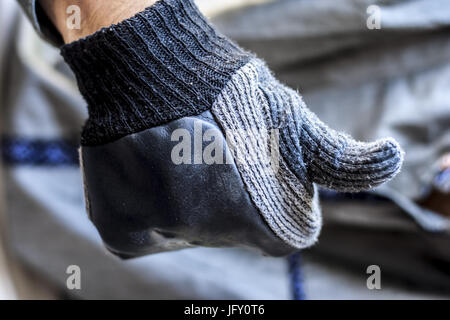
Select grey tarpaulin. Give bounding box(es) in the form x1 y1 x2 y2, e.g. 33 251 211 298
5 0 450 295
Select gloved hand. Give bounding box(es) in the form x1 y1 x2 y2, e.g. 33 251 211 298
61 0 403 258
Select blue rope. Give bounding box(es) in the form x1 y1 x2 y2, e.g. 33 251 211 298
288 251 305 300
1 136 79 166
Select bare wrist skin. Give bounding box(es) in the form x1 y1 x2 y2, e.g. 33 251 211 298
39 0 157 43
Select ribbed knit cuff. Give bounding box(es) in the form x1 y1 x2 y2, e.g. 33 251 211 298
61 0 252 146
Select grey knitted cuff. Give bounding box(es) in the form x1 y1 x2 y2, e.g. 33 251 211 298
60 0 253 146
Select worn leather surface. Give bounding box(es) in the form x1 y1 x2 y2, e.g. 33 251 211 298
81 111 296 258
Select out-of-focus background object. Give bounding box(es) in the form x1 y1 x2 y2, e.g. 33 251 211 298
0 0 449 299
196 0 274 16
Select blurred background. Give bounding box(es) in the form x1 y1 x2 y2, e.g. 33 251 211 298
0 0 449 299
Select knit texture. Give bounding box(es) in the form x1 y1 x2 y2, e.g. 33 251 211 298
60 0 252 146
211 59 403 248
60 0 404 249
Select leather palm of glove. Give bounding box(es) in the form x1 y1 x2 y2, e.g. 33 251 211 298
62 0 403 258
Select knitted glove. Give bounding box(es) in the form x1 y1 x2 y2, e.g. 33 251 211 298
211 59 403 247
61 0 403 256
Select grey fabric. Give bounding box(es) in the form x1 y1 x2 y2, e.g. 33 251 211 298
310 200 450 293
16 0 63 46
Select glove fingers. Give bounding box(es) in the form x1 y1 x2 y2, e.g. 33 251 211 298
301 108 404 192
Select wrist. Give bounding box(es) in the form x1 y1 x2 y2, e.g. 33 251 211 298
39 0 157 44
